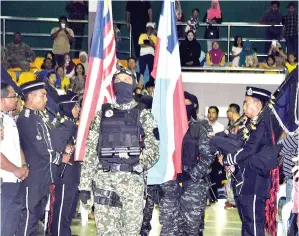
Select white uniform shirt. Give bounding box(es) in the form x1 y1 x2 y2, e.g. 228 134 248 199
210 121 225 134
0 112 22 183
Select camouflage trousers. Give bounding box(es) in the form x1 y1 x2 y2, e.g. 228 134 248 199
159 180 181 236
140 185 156 236
93 172 145 236
159 179 208 236
179 179 208 236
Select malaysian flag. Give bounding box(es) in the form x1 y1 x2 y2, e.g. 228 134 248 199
75 0 116 161
147 0 188 184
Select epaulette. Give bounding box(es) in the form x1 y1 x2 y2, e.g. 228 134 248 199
24 108 39 118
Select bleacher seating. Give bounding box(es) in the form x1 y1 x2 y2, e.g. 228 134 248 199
17 72 36 86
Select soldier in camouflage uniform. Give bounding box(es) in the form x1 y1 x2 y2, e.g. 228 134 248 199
4 32 35 71
179 91 215 236
159 91 215 236
79 69 159 236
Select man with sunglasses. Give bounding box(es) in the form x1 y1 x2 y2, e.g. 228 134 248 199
0 81 29 236
3 80 75 236
79 68 160 235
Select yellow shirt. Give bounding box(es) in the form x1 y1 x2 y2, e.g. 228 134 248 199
285 62 298 73
264 64 278 74
138 33 157 56
61 76 70 90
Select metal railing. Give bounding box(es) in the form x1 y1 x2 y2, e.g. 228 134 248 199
0 16 132 56
181 66 286 73
177 22 285 60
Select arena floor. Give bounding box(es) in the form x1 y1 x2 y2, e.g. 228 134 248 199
39 199 243 236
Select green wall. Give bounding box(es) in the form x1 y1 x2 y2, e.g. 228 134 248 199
1 1 296 57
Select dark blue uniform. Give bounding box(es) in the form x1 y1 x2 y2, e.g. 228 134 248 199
223 87 278 236
50 133 81 236
50 93 81 236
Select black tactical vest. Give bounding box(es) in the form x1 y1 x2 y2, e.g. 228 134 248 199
97 103 145 168
182 125 200 168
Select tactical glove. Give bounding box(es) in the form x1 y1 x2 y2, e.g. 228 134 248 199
79 190 91 204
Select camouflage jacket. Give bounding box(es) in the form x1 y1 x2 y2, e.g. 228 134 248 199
79 100 159 191
186 119 215 182
5 42 36 62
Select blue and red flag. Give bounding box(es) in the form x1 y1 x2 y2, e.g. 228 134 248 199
147 0 188 184
75 0 116 161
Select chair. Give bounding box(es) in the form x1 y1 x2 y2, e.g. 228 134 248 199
7 70 17 82
117 59 128 69
72 58 80 65
17 72 36 86
7 67 22 72
30 57 45 71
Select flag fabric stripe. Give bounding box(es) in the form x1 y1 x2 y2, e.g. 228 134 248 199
75 0 116 161
147 0 188 184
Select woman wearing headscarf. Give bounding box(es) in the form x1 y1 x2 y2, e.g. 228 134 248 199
179 30 202 67
239 40 259 67
203 0 223 51
79 51 88 72
62 53 76 78
206 41 225 66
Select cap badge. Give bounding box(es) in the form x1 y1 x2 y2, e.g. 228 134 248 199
247 88 253 96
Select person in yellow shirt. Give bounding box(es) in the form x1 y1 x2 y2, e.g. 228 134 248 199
138 22 157 76
264 55 278 74
56 66 70 92
285 53 298 73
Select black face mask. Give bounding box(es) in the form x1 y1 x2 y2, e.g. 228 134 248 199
114 82 133 104
186 104 194 121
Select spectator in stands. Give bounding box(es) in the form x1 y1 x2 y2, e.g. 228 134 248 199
186 8 199 34
143 81 155 97
57 66 70 92
239 40 259 68
79 51 88 72
45 51 58 69
4 32 35 71
260 1 283 53
175 0 185 38
206 41 225 67
179 30 201 67
285 53 298 73
282 2 298 58
268 41 287 67
231 36 243 67
264 55 278 74
114 24 122 59
126 0 152 59
47 72 59 100
134 87 143 101
62 53 76 78
138 22 157 76
207 106 224 133
38 58 61 87
65 0 88 57
70 63 86 94
51 16 74 66
266 55 276 68
45 72 60 115
203 0 223 51
127 57 144 88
